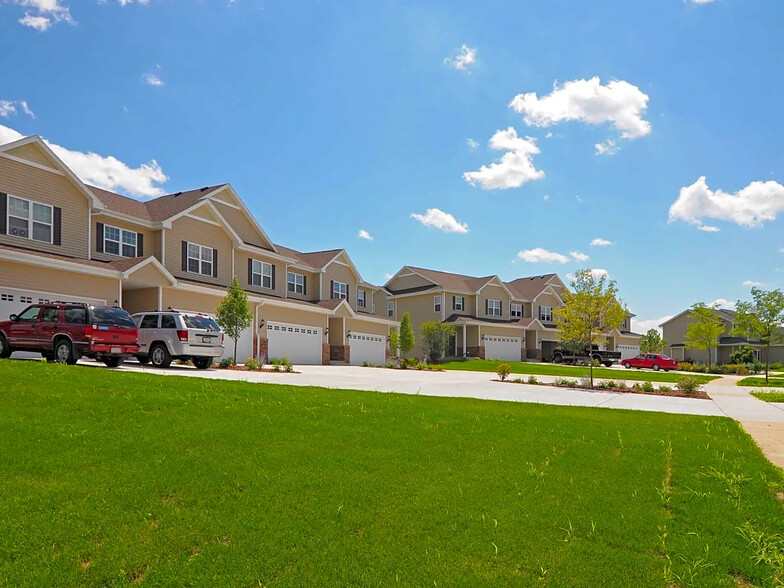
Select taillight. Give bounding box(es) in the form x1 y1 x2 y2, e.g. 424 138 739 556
85 325 94 339
221 333 224 344
176 330 188 342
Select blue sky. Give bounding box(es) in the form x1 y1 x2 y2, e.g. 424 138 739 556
2 0 783 331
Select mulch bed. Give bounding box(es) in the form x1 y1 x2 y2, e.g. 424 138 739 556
497 379 711 400
216 366 300 374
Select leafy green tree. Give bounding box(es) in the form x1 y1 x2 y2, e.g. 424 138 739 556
398 312 415 360
389 330 399 359
730 346 756 365
640 329 667 354
420 321 455 363
684 302 725 366
216 276 253 364
554 269 627 388
732 288 784 383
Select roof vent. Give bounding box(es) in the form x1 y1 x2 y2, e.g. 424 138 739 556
174 191 182 197
201 186 209 191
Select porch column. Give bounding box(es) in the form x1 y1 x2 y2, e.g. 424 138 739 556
462 324 466 357
157 287 162 311
117 280 122 307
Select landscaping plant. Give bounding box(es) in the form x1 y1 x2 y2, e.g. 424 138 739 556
496 363 512 381
640 329 667 354
216 276 253 365
733 287 784 383
420 321 455 363
398 313 415 360
676 376 702 396
244 358 260 371
684 302 725 366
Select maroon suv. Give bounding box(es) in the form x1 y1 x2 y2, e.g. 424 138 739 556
0 303 139 367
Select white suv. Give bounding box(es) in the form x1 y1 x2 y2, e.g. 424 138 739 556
132 311 224 369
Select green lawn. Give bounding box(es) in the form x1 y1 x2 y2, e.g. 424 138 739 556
1 361 783 587
750 390 784 403
440 359 718 384
739 377 784 388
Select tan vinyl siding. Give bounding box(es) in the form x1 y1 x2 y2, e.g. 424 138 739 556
534 292 562 322
91 216 154 262
373 289 389 318
164 216 233 287
478 284 511 320
444 290 475 316
4 144 58 169
0 259 117 304
284 267 320 302
123 287 160 315
322 261 359 311
346 317 388 337
260 305 328 339
213 201 271 248
236 250 287 299
153 230 163 262
481 325 525 337
187 206 217 221
0 156 90 259
161 287 223 315
386 272 434 291
394 292 442 338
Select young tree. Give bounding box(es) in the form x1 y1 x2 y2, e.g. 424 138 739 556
420 321 455 363
216 276 253 364
640 329 667 354
554 269 627 388
398 312 415 360
732 287 784 383
684 302 725 366
389 330 399 359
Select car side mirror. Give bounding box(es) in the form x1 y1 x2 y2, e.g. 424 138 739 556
9 314 17 321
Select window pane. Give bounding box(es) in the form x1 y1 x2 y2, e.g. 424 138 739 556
122 231 136 245
122 244 136 257
105 240 120 255
8 216 29 237
201 261 212 276
183 315 220 330
32 222 51 243
33 203 52 223
160 315 176 329
262 263 272 278
105 226 120 241
140 315 159 328
8 197 29 218
201 247 212 262
18 306 40 320
188 258 200 273
91 307 136 327
188 243 200 259
65 307 87 324
253 260 262 275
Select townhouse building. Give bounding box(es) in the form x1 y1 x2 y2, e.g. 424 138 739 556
384 266 641 362
0 136 395 365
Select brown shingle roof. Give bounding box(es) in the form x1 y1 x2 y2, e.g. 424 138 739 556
89 184 227 222
0 242 148 272
405 266 496 292
274 244 343 270
504 274 557 301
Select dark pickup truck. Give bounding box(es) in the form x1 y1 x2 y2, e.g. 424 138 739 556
551 344 622 367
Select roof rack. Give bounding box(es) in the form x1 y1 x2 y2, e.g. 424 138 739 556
48 300 89 306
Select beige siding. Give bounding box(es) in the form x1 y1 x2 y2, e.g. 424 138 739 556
534 291 562 323
0 156 90 259
236 249 287 299
394 292 443 340
261 305 329 339
213 202 271 248
481 324 525 337
187 206 218 221
346 317 388 337
284 267 320 302
164 216 233 287
477 283 511 321
322 260 360 311
91 216 155 262
385 272 434 291
0 259 117 304
161 287 223 315
153 230 163 262
443 290 475 316
373 289 390 318
124 287 159 315
5 144 58 169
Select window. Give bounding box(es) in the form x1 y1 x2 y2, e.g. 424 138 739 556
140 315 159 329
65 307 86 324
16 306 41 321
183 315 220 330
357 290 366 308
539 306 553 322
511 303 523 318
0 294 13 302
622 318 628 330
102 225 137 257
287 272 305 295
387 301 394 317
454 296 464 311
187 243 213 276
434 295 442 312
161 315 177 329
332 281 347 299
250 260 273 288
40 307 59 322
487 299 501 316
7 196 52 243
90 307 136 327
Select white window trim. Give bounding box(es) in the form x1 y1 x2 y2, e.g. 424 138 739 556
434 295 442 312
252 260 273 289
287 271 305 294
187 242 214 277
387 301 394 317
454 296 464 311
511 303 522 318
539 306 553 322
333 281 348 300
488 299 501 316
7 195 53 244
357 290 366 308
103 224 137 258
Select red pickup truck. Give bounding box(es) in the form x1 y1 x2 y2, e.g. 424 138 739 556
0 302 139 367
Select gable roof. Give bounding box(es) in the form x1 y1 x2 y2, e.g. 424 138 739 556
274 245 344 271
403 266 496 293
90 184 227 223
660 306 738 328
504 274 557 301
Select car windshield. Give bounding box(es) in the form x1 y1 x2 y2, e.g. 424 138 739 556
661 354 671 359
90 307 136 327
183 314 220 330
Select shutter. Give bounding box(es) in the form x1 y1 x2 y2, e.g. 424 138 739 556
485 299 489 314
181 241 188 271
136 232 143 256
302 275 307 296
96 222 104 253
346 285 350 303
248 258 253 286
499 301 503 316
212 249 218 278
271 265 276 290
0 193 6 234
452 296 456 310
52 207 62 246
330 280 335 299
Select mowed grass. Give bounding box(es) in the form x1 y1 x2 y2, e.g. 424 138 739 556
740 377 784 388
440 359 718 384
751 390 784 403
1 362 783 586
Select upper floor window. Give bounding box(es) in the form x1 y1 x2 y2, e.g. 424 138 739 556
434 295 442 312
454 296 464 311
104 224 137 258
621 318 628 330
539 306 553 322
287 271 305 295
252 260 273 288
8 196 52 243
511 303 523 318
332 281 348 300
357 290 366 308
187 243 213 276
487 299 501 316
387 301 394 317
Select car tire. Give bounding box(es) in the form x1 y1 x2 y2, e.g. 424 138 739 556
149 343 172 368
603 362 613 368
103 356 123 368
553 353 563 364
0 335 11 359
54 339 78 365
624 362 632 369
42 352 55 363
653 364 660 371
193 357 212 370
136 355 150 365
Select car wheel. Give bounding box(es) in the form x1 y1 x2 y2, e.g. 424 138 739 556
42 352 55 363
193 357 212 370
136 355 150 365
149 343 172 368
624 362 632 369
553 353 563 364
0 335 11 359
102 356 123 368
54 339 77 365
603 362 613 368
653 364 660 371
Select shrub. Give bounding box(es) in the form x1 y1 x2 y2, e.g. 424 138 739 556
632 383 643 391
527 375 539 385
580 376 591 389
406 357 419 368
362 361 371 367
730 346 756 365
497 363 512 381
284 363 294 373
677 376 702 395
219 357 235 369
272 363 282 372
512 377 523 384
707 365 723 374
270 358 282 366
244 358 260 371
659 385 672 393
385 362 395 369
641 381 655 393
616 381 627 390
592 359 601 368
420 321 455 363
280 357 294 373
679 362 694 372
596 380 617 390
554 378 578 387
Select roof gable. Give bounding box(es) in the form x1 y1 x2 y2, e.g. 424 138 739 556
505 274 558 301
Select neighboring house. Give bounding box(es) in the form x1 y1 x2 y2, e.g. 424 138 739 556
0 135 395 365
661 308 784 364
384 267 642 362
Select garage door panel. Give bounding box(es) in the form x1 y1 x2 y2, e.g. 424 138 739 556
485 336 521 362
617 345 640 360
349 332 385 366
267 321 322 365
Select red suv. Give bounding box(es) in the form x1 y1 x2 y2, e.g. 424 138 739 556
0 303 139 367
623 353 679 372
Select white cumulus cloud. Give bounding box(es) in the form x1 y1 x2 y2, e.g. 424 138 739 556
517 248 569 264
444 44 476 70
410 208 469 234
357 229 373 241
463 127 544 190
0 123 168 198
0 100 35 119
669 176 784 229
142 68 164 87
509 77 651 140
590 238 613 247
742 280 767 288
570 251 590 262
710 298 736 309
14 0 73 30
594 139 619 156
466 137 478 150
633 315 673 334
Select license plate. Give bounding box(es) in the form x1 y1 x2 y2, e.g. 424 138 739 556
202 337 211 343
111 347 121 354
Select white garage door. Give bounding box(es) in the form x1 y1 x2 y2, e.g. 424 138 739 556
617 345 640 360
349 332 386 366
267 321 322 365
220 325 254 364
485 336 521 362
